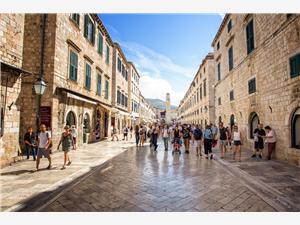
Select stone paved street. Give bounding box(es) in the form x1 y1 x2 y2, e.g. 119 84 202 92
0 136 137 211
1 138 299 212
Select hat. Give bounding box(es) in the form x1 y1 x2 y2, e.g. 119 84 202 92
64 125 70 129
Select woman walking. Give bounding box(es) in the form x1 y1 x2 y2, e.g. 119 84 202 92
232 125 243 162
139 125 146 147
57 125 74 169
265 126 277 160
162 125 170 151
134 125 140 147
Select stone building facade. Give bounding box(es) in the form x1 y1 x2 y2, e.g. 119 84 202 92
178 53 215 127
20 14 114 150
111 42 130 133
139 94 156 125
212 14 300 165
128 62 140 126
0 14 32 166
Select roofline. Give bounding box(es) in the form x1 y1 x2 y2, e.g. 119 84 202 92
114 42 129 66
211 14 230 47
128 61 141 78
91 14 114 46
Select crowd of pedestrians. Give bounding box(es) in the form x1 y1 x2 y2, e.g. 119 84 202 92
24 120 277 172
116 121 277 162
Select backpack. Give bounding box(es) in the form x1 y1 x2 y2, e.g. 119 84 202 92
193 128 202 140
183 129 190 139
204 129 213 140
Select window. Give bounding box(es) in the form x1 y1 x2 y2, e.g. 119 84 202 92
217 41 220 50
248 78 256 94
85 63 91 90
121 94 125 106
70 14 80 26
218 97 221 105
291 108 300 148
69 50 78 81
203 80 207 97
229 90 234 101
117 57 122 72
122 64 125 77
200 85 202 100
96 73 102 96
117 90 121 104
246 19 255 54
125 70 128 81
228 46 233 71
98 32 103 55
105 79 109 99
217 62 221 81
289 53 300 78
227 19 232 32
84 15 95 44
106 45 110 64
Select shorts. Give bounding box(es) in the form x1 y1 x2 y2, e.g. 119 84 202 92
219 140 227 147
195 140 201 148
37 148 50 158
233 141 241 146
254 141 264 149
63 147 71 152
124 133 128 136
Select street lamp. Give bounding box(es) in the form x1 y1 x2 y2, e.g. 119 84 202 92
34 77 47 95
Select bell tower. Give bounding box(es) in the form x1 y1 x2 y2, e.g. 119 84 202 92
166 93 171 112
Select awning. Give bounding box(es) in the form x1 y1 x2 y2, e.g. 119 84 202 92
67 92 97 105
0 61 32 76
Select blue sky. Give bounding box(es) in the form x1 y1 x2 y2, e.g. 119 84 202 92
99 14 223 106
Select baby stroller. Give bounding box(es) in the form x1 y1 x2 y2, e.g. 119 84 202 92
172 137 182 155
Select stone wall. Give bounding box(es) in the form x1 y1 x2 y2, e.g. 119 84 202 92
213 14 300 165
0 14 25 166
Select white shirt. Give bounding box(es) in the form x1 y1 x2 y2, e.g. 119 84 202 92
233 131 241 141
38 132 51 148
163 129 169 138
71 128 77 138
266 129 276 143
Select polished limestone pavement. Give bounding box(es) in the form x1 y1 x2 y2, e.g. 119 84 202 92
37 142 284 212
2 138 299 212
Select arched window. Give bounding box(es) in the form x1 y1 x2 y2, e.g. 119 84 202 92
292 108 300 148
83 113 91 133
230 114 235 131
66 111 76 126
249 112 259 139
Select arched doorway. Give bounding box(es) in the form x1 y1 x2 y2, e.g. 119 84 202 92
230 114 235 132
95 109 101 140
292 108 300 148
218 116 222 124
249 112 260 139
104 112 109 137
66 111 76 126
83 113 91 143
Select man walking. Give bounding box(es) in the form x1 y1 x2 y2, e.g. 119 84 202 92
35 124 52 171
252 123 266 159
193 124 203 157
24 127 37 161
182 124 192 154
219 122 229 158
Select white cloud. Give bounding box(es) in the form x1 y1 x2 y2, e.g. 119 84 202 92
122 41 195 79
118 41 196 105
140 75 185 106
